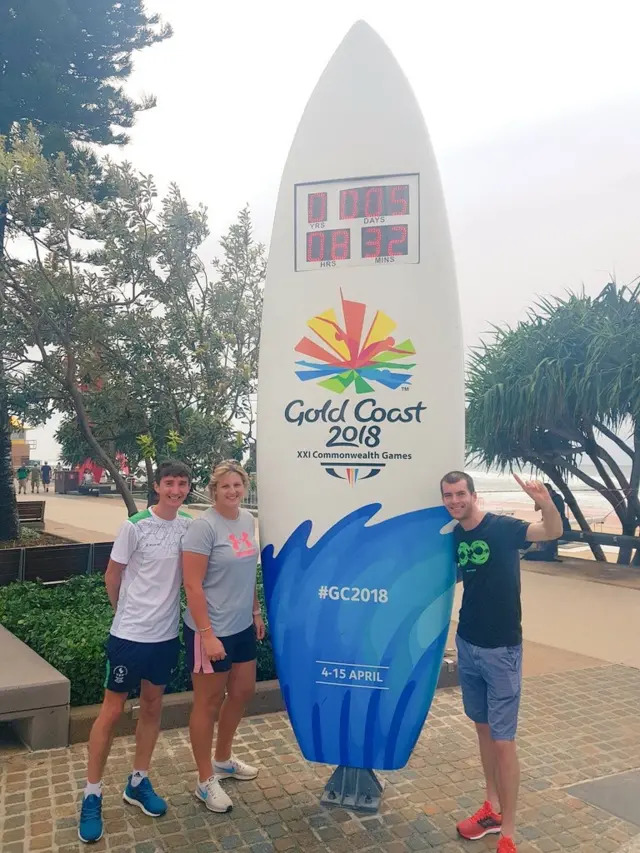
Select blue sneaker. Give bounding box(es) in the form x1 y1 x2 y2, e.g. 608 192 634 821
78 794 103 843
122 775 167 817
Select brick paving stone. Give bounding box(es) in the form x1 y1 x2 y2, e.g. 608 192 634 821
3 828 27 843
536 839 563 851
2 665 640 852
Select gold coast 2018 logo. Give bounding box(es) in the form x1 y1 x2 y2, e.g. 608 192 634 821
287 292 424 485
294 291 416 393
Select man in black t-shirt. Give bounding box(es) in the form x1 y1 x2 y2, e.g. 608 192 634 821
440 471 562 853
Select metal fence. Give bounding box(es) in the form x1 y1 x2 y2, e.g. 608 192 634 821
0 541 113 587
243 487 258 509
2 477 260 589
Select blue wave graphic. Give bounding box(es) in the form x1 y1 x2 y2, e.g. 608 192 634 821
294 361 414 389
357 367 413 388
262 503 455 770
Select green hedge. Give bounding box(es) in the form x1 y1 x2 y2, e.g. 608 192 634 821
0 571 276 707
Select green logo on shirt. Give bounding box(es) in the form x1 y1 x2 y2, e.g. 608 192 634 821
458 540 491 567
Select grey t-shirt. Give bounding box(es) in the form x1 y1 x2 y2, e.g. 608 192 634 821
182 508 258 637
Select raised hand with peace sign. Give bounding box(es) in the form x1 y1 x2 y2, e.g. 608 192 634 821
513 474 553 507
513 473 564 542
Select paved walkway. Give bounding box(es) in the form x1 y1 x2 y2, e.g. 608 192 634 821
1 664 639 853
7 493 638 851
521 559 640 592
17 493 217 544
451 570 640 670
18 493 162 543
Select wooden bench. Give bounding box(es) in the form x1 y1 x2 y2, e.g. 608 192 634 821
17 500 46 530
78 484 113 497
0 625 70 750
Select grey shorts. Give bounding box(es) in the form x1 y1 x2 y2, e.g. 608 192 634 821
456 634 522 741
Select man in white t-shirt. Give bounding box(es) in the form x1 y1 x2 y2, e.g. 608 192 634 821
78 461 193 844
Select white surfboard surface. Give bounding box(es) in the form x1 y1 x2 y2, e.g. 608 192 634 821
257 20 464 770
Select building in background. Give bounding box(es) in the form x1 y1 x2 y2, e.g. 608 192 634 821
10 417 33 469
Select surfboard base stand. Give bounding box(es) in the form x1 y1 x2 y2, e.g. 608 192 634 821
321 766 385 813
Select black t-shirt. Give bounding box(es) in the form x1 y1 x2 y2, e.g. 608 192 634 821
455 513 530 649
41 465 51 481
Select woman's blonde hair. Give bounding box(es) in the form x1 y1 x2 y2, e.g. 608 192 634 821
208 459 250 501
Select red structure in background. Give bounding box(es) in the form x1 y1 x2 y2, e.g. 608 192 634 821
77 452 130 484
79 459 103 482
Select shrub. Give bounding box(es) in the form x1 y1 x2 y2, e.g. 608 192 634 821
0 570 276 706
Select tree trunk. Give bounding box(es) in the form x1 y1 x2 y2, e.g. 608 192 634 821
558 456 633 559
596 451 640 562
144 457 157 508
584 447 627 528
623 422 640 566
618 524 637 566
537 461 607 562
68 384 138 516
589 448 632 564
0 367 19 541
0 192 19 542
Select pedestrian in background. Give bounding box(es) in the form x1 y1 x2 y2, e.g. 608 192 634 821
41 461 52 492
16 464 29 494
30 464 41 494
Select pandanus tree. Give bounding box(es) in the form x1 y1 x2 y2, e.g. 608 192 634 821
466 281 640 565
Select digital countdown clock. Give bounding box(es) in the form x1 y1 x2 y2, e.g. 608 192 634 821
294 173 419 271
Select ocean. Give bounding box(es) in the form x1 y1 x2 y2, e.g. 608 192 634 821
467 465 631 518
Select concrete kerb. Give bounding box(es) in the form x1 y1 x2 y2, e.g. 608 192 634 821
68 654 459 744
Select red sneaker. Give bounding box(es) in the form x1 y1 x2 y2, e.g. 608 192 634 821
497 837 517 853
456 800 502 839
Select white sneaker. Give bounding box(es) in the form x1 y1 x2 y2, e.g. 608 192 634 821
213 756 258 781
195 776 233 813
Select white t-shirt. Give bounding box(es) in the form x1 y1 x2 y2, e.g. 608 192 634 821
109 507 192 643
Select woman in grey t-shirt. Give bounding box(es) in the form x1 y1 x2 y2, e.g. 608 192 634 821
182 460 265 814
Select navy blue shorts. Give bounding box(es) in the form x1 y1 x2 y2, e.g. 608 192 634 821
184 623 256 674
456 634 523 741
104 634 180 694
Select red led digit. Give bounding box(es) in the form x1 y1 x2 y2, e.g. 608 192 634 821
387 225 408 255
307 231 325 262
340 189 359 219
308 192 327 223
388 185 409 215
364 186 383 217
330 229 350 260
362 226 382 258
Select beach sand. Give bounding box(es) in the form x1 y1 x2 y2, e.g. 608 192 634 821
477 484 625 562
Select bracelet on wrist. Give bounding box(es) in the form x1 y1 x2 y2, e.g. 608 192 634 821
253 609 261 616
198 625 213 633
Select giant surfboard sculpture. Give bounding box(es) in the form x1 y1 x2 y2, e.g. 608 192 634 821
257 20 464 780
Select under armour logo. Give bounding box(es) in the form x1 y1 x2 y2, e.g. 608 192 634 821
228 532 257 558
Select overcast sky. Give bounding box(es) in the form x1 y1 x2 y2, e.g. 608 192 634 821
29 0 640 462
